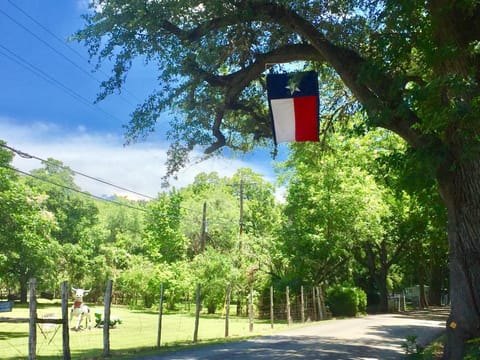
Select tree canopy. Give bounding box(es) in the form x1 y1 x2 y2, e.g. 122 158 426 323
74 2 480 357
76 1 478 170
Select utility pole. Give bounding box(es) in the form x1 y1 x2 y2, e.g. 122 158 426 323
200 201 207 252
239 179 244 251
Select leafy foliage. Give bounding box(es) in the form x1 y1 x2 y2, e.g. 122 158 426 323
28 159 99 245
326 285 367 317
278 133 386 287
0 146 59 302
143 191 187 263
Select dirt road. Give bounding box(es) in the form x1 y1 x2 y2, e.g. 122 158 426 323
136 308 448 360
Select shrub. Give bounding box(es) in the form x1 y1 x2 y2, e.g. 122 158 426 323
356 288 367 313
326 285 367 317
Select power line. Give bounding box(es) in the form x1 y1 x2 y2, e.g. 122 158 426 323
0 163 149 213
1 162 202 226
4 0 143 104
0 144 247 227
0 43 124 123
0 9 107 93
3 162 241 235
0 143 156 200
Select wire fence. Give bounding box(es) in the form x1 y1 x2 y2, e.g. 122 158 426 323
0 281 328 359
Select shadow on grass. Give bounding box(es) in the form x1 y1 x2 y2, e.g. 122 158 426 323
33 348 103 360
0 330 29 340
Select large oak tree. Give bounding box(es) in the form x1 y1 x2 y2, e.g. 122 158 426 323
76 1 480 357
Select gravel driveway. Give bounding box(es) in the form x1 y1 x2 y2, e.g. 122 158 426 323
135 308 448 360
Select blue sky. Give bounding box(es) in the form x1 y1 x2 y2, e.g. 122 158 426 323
0 0 287 199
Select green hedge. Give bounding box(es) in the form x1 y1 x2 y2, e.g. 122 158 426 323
326 285 367 317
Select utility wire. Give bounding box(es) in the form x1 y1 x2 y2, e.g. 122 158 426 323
5 0 143 103
0 143 156 200
1 144 245 226
1 164 210 225
0 163 149 213
0 9 108 95
0 44 85 104
0 43 124 123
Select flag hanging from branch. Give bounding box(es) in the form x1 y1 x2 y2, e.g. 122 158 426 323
267 71 319 144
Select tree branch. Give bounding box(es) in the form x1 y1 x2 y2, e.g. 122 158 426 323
184 43 321 102
182 43 322 148
205 109 226 154
155 1 436 151
236 1 434 149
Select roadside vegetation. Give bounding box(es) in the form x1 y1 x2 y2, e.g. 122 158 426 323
0 299 295 359
1 128 448 357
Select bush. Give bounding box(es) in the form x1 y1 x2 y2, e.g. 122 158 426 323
326 285 367 317
356 288 367 313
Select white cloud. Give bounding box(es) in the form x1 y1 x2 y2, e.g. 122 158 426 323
0 118 278 200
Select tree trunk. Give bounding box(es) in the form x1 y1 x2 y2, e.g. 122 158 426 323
377 268 388 313
20 279 28 304
377 240 389 313
429 249 446 306
236 298 241 316
419 283 428 309
438 160 480 359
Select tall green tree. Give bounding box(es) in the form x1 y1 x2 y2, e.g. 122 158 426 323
28 159 99 245
179 170 278 313
97 197 144 251
77 2 480 356
26 159 99 285
143 191 187 263
279 136 385 292
191 248 237 314
365 131 448 307
348 130 448 312
0 145 58 302
180 172 239 254
229 168 280 238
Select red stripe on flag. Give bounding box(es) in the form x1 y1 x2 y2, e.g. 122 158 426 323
293 96 318 141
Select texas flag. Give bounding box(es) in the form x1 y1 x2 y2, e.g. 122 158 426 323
267 71 319 144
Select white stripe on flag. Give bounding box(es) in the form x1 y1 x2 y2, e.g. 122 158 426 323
270 98 295 143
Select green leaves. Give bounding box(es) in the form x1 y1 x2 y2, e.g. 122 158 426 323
278 135 386 285
143 191 187 263
0 150 59 298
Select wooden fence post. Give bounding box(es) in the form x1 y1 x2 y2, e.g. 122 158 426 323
300 286 305 323
248 287 254 332
225 283 231 338
157 283 164 347
29 278 37 360
103 279 113 357
312 287 317 321
270 286 274 329
61 281 71 360
286 286 292 326
193 284 201 343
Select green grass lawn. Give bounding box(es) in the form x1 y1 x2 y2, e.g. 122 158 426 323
0 301 296 359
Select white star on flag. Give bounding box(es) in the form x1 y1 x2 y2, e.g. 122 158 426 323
286 80 301 95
